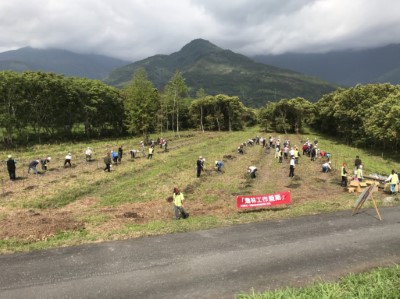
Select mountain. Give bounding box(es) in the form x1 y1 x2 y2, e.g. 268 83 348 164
253 44 400 86
0 47 131 80
105 39 338 107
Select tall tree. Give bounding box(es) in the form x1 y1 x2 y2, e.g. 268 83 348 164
123 68 159 140
165 71 188 137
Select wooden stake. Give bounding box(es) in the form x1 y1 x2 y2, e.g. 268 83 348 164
370 193 382 221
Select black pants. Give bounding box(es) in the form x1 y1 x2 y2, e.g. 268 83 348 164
64 159 71 167
341 176 347 187
289 165 295 177
104 164 111 172
8 169 16 180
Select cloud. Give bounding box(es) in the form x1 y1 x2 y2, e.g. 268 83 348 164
0 0 399 61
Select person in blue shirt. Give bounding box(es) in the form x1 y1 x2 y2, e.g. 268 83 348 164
215 160 224 172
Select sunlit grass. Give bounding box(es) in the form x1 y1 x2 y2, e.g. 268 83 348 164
236 265 400 299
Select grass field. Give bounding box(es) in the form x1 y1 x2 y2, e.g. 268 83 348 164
0 127 399 254
237 265 400 299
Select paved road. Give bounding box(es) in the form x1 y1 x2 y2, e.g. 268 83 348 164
1 206 399 299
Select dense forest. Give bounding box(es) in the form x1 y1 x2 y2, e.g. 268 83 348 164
1 69 399 150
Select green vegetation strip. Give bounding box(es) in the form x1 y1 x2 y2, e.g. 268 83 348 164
237 265 400 299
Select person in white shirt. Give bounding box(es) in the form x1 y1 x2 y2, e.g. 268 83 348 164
85 147 92 162
248 166 257 178
64 153 72 167
289 156 295 177
322 161 332 173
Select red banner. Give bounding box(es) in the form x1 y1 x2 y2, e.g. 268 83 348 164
236 191 291 209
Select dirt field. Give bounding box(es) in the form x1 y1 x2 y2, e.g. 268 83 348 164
0 132 390 247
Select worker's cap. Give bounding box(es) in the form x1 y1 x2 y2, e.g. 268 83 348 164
199 156 203 159
68 153 71 155
328 161 331 164
47 157 51 161
7 154 12 158
215 161 218 164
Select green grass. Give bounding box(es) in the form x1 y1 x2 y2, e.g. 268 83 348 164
0 127 399 255
236 265 400 299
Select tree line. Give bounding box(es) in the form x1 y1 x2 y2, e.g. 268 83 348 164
258 83 400 151
0 69 256 146
1 68 399 151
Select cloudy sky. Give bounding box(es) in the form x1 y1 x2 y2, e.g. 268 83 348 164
1 0 400 61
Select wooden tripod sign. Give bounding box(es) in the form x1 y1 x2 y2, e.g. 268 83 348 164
352 185 382 220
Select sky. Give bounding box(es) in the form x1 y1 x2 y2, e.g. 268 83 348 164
1 0 400 62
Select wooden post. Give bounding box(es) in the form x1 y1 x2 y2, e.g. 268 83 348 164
370 193 382 221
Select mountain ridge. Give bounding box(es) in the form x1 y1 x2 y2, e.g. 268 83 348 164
253 43 400 86
0 47 131 80
105 39 338 107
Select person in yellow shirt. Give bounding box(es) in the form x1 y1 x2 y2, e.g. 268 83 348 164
385 170 399 194
173 187 188 220
356 165 363 182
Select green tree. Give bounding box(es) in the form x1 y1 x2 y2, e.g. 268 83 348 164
123 68 159 140
165 71 188 137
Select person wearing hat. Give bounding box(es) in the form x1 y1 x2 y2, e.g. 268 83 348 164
248 165 258 178
173 187 188 220
6 155 17 180
85 147 92 162
196 156 204 177
215 160 224 172
40 157 51 171
64 153 72 167
289 155 296 177
322 161 332 173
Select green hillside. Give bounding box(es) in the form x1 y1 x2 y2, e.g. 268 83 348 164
105 39 339 107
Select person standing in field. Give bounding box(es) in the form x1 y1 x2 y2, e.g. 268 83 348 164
148 146 154 159
356 165 363 182
6 155 17 180
118 145 123 163
85 147 92 162
196 156 204 177
289 155 295 177
104 152 112 172
385 170 399 194
173 187 188 219
341 163 348 187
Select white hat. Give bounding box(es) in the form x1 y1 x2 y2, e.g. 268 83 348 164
328 161 331 164
7 155 12 158
47 157 51 161
215 161 218 164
